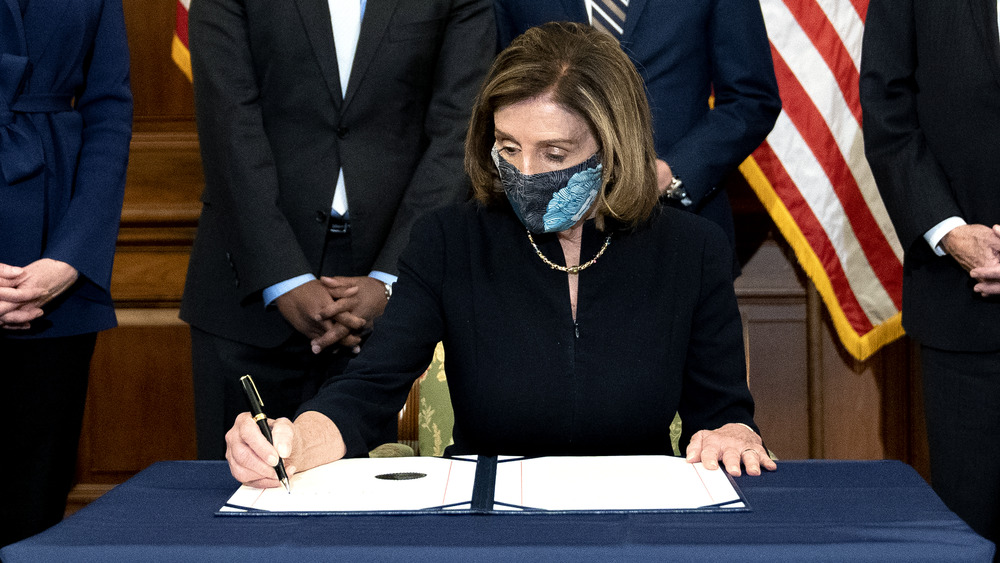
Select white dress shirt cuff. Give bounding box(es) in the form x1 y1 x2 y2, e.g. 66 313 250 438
924 216 966 257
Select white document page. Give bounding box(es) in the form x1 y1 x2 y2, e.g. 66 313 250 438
222 456 476 512
493 455 744 511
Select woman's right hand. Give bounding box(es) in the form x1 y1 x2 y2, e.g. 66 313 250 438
225 410 346 488
225 412 298 489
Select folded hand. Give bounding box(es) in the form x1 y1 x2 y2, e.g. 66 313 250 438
0 259 78 329
308 276 388 353
274 279 337 340
941 224 1000 273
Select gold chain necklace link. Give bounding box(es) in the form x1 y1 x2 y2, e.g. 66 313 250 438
526 231 612 274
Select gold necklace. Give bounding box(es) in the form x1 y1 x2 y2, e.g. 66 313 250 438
526 230 612 274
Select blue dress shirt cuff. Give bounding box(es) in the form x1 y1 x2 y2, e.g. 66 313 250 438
263 274 317 308
368 271 397 286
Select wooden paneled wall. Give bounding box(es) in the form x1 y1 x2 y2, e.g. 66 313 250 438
730 195 926 467
67 0 929 513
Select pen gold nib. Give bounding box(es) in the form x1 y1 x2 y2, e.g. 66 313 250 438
281 478 291 494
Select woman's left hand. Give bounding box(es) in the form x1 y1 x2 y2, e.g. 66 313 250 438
685 423 776 477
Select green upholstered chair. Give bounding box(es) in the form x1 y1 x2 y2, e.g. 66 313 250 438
417 342 454 456
372 342 450 458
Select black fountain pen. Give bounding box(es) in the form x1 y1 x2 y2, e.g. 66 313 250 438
239 374 291 493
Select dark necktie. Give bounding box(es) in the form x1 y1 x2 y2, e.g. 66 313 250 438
591 0 627 41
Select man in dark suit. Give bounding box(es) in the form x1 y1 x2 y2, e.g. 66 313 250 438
861 0 1000 547
181 0 495 459
494 0 781 256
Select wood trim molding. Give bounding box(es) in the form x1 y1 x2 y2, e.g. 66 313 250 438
115 308 186 326
122 131 203 227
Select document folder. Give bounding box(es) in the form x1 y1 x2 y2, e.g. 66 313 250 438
218 454 749 515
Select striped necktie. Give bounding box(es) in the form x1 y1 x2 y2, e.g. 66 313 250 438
591 0 627 41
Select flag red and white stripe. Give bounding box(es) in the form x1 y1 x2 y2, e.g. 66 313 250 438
741 0 904 360
172 0 192 81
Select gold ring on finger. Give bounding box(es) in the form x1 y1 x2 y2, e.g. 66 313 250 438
741 448 759 457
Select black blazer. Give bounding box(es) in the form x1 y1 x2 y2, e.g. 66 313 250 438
299 202 758 457
180 0 495 347
861 0 1000 351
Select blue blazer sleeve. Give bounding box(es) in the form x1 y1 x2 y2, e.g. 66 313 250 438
46 0 133 293
653 0 780 206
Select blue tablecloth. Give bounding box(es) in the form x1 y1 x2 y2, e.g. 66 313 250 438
2 459 993 562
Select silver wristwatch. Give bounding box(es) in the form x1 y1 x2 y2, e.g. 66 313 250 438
664 176 693 207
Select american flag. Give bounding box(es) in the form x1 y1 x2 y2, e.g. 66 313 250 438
742 0 903 361
172 0 192 81
169 0 904 360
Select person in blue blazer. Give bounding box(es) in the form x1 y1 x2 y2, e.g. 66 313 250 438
495 0 781 270
0 0 132 547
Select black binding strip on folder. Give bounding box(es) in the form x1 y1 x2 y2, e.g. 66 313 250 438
470 455 498 513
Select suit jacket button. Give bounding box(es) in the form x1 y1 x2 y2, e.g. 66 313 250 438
315 210 328 223
337 127 349 139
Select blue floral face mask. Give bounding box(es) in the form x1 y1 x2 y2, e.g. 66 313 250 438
491 145 603 234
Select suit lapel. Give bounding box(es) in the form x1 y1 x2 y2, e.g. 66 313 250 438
342 0 400 110
969 0 1000 88
295 0 343 107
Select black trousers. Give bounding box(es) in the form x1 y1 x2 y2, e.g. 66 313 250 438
190 231 360 460
921 345 1000 551
1 333 96 548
